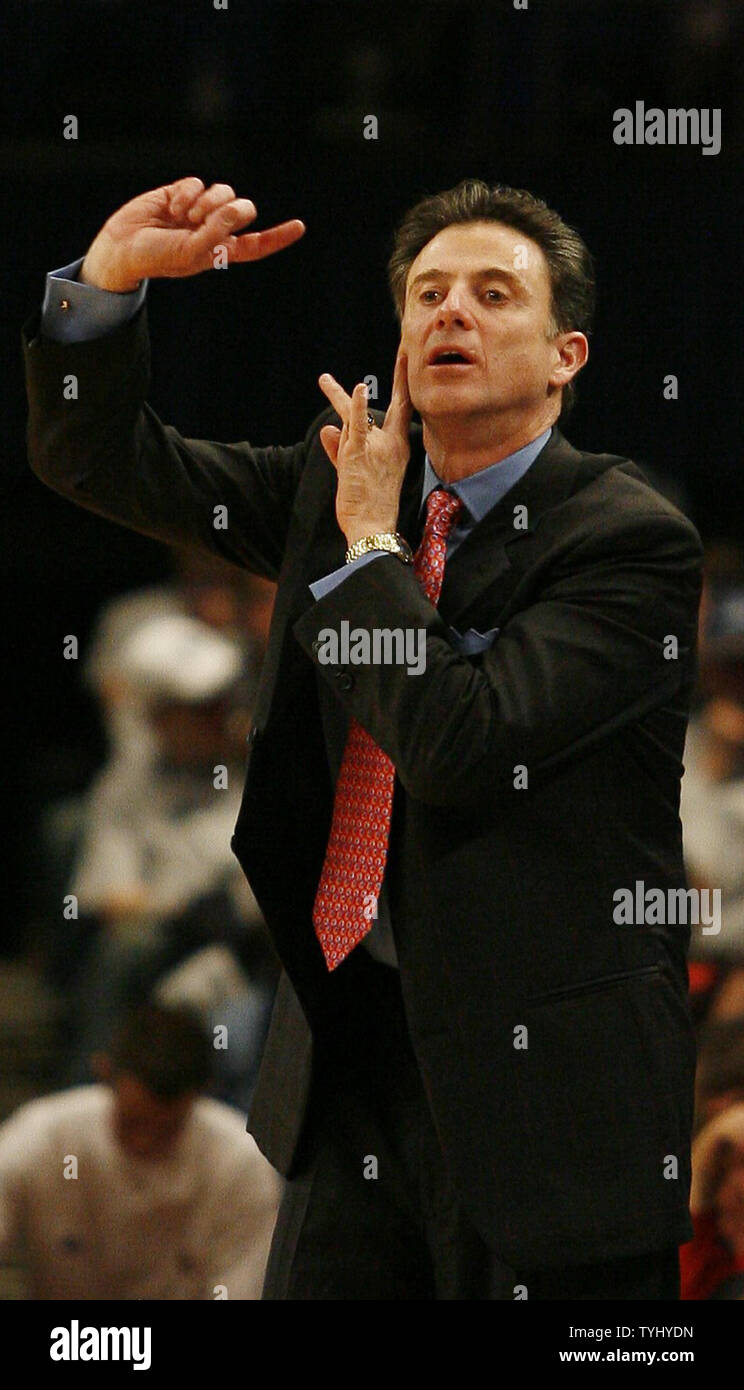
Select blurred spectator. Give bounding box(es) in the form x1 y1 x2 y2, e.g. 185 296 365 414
154 944 277 1114
82 545 275 765
681 1018 744 1298
33 547 276 974
681 575 744 976
0 1004 282 1299
59 613 277 1087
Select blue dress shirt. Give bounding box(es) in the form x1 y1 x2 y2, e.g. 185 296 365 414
42 258 148 344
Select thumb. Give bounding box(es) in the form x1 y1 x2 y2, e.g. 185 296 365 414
320 424 342 467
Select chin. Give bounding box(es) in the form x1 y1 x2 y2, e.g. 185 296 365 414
416 385 480 413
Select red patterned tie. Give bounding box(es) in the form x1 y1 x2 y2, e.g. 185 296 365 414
313 488 463 970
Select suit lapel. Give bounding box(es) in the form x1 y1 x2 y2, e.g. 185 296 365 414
437 428 586 628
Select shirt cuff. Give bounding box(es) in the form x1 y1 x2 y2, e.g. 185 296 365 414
41 257 149 344
309 551 386 600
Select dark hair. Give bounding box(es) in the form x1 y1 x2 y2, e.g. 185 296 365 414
109 1002 213 1099
387 179 595 418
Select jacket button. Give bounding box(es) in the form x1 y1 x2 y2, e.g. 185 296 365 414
334 670 354 692
311 638 322 654
246 726 258 745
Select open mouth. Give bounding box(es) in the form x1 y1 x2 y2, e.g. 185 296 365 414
427 349 475 367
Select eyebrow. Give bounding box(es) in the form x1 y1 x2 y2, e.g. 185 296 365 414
408 265 527 293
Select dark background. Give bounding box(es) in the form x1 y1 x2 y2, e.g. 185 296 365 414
2 0 743 949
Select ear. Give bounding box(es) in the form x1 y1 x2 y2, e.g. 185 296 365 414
549 331 589 390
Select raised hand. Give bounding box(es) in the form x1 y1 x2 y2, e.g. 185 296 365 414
318 345 412 548
79 177 305 292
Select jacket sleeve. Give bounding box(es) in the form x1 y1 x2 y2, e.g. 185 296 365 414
22 301 323 582
293 504 703 804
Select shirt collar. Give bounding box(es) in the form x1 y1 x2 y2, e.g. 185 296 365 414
421 426 553 523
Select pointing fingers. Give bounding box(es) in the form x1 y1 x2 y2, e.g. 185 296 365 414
318 373 353 426
348 381 370 447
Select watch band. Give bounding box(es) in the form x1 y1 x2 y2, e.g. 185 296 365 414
345 532 414 565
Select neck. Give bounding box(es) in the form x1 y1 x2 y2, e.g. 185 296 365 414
422 403 558 483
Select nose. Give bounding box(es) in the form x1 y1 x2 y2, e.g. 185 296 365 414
435 287 474 329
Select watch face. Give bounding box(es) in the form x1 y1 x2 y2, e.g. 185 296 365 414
395 536 413 562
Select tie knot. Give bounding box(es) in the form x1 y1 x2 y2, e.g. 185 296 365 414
424 487 463 535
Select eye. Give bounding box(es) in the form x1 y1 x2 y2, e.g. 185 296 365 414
485 288 506 302
420 288 441 302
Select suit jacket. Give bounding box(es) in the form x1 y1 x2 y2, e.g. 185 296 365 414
23 302 703 1270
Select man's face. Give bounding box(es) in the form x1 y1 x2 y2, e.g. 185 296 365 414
400 221 566 426
111 1074 194 1161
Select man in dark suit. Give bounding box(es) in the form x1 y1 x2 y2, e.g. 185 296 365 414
24 176 703 1299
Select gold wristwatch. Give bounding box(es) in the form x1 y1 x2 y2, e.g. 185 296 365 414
345 532 414 565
